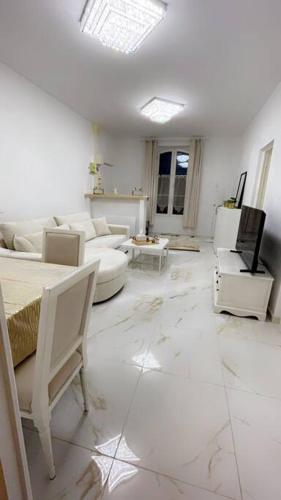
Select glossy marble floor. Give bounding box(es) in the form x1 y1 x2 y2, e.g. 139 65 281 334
23 241 281 500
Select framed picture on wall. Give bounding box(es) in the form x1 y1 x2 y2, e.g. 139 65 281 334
235 171 247 208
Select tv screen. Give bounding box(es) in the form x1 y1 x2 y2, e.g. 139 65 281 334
236 205 266 273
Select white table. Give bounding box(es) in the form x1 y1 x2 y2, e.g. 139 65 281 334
121 238 169 272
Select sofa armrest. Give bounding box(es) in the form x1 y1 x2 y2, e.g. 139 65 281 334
0 247 42 261
108 224 130 237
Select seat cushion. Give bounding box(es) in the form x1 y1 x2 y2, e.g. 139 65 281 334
84 248 128 284
0 217 56 250
55 212 91 226
86 234 127 249
15 351 82 413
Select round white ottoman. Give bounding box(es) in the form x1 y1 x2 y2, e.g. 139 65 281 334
85 247 128 303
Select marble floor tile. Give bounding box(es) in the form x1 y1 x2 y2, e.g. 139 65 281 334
219 335 281 399
101 460 230 500
87 319 160 367
23 428 113 500
227 389 281 500
116 371 241 500
50 359 142 455
216 314 281 346
145 323 223 384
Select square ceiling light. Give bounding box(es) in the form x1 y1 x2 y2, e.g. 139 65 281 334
80 0 167 54
140 97 185 123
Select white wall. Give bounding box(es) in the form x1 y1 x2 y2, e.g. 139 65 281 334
102 136 242 238
240 82 281 319
0 62 113 221
101 137 145 194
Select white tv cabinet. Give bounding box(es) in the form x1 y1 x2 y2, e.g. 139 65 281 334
214 248 274 321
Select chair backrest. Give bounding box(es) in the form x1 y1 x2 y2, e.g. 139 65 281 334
42 228 85 266
32 259 100 408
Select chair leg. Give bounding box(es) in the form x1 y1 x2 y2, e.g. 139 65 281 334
34 416 56 480
79 367 89 413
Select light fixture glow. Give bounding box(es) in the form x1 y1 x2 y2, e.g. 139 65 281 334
81 0 167 54
140 97 185 124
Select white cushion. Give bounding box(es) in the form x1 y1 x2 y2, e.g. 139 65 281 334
70 220 96 241
0 217 56 250
86 234 127 249
14 231 43 253
93 217 111 236
13 224 70 253
55 212 91 226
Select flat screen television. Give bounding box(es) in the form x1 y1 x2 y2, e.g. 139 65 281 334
236 205 266 273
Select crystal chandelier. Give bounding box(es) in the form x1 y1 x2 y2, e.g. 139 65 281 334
140 97 185 123
80 0 167 54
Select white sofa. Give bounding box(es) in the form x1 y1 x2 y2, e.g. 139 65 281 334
0 212 129 302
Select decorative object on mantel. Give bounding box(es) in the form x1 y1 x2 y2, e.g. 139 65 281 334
88 154 104 194
131 187 144 196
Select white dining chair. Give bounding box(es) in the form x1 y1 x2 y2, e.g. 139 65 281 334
42 228 85 266
14 258 100 479
0 287 33 498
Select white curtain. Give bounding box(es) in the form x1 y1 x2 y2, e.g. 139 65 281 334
183 138 203 229
143 139 158 226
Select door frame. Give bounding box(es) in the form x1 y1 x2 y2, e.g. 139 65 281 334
255 140 274 209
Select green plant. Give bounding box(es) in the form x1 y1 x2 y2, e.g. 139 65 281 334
89 162 98 175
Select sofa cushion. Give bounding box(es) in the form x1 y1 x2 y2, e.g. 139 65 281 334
86 234 127 249
0 217 56 250
0 232 7 248
93 217 111 236
84 248 127 284
70 220 96 241
14 224 70 253
14 231 43 253
55 212 91 226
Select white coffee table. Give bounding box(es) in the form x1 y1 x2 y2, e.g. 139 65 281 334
121 238 169 272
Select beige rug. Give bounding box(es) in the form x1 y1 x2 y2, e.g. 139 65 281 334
160 234 200 252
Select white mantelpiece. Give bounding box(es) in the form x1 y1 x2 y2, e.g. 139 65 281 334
85 193 149 234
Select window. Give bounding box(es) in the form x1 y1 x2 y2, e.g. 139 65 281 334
156 148 189 216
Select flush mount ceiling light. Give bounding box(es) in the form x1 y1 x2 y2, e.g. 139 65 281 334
80 0 167 54
140 97 185 124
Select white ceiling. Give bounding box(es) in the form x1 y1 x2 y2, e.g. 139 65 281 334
0 0 281 137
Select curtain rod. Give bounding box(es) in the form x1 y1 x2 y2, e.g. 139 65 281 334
142 136 204 141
